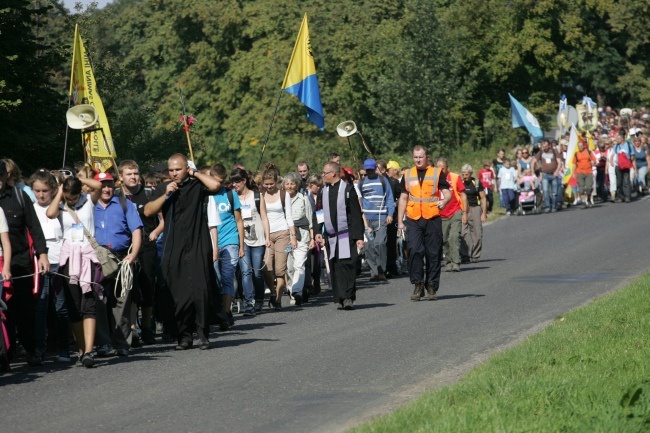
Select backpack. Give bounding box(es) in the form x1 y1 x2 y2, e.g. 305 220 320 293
617 141 633 170
359 175 388 197
253 190 261 214
115 186 153 215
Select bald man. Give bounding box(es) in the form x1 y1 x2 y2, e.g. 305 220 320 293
144 154 222 350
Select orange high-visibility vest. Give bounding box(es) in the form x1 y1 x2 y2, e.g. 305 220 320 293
447 171 463 208
404 166 441 220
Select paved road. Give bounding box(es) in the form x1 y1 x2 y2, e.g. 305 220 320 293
2 198 649 433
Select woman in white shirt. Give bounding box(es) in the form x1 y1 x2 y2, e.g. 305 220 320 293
47 175 102 368
283 172 314 306
261 164 296 310
30 170 67 362
230 168 270 314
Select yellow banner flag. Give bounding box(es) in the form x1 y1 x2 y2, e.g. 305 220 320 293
69 25 116 172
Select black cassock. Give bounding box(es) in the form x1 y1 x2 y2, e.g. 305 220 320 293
153 178 219 342
314 180 364 303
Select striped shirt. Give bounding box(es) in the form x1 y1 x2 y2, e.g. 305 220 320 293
359 175 395 221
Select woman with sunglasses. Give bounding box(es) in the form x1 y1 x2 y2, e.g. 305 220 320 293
47 175 102 368
517 147 537 177
230 168 270 314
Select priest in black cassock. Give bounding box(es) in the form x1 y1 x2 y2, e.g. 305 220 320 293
314 162 365 310
144 154 221 350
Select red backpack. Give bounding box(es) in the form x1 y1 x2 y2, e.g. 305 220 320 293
617 142 633 170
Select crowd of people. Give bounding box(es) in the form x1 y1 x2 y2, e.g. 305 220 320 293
0 106 644 372
492 107 649 215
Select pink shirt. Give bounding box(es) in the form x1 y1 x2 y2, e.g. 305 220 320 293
59 240 102 297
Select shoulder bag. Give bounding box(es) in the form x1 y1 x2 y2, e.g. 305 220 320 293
66 204 121 279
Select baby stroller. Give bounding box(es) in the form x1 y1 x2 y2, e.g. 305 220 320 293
517 178 542 215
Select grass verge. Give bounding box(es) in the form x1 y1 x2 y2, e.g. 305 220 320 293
351 274 650 432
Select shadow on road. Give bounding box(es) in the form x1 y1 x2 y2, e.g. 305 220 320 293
437 294 485 300
470 258 505 263
351 302 394 310
215 338 279 349
458 266 490 271
227 322 288 332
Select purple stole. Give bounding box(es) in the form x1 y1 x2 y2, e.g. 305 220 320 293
322 181 351 260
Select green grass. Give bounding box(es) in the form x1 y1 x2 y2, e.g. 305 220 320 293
351 274 650 433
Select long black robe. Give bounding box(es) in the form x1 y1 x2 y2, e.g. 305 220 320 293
314 180 364 303
153 178 219 341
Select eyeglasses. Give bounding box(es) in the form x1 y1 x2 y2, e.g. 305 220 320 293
231 179 244 184
59 169 74 177
321 171 333 176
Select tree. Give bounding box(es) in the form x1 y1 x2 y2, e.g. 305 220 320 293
0 0 67 172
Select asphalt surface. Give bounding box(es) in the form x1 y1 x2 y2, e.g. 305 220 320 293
2 197 649 433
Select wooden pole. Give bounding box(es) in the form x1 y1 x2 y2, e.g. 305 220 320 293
256 89 284 172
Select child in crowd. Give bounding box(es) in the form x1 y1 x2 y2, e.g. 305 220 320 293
497 158 518 215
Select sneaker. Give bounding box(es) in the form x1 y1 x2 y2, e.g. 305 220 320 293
294 294 303 306
254 302 264 313
506 211 511 216
411 282 425 301
227 311 235 327
96 345 116 357
343 298 354 310
81 352 95 368
551 208 557 213
243 308 256 317
58 350 72 362
443 263 453 272
116 348 129 357
451 263 460 272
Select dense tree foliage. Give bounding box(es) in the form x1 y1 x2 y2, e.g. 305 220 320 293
3 0 649 172
0 0 67 172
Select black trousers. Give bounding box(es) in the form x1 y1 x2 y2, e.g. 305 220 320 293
386 210 399 275
6 264 36 355
137 241 157 308
405 216 443 287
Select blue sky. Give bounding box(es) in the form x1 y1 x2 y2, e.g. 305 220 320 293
62 0 112 11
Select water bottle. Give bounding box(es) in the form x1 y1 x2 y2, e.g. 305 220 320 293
284 244 293 253
365 227 374 241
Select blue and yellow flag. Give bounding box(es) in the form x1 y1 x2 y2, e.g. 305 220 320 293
281 14 324 130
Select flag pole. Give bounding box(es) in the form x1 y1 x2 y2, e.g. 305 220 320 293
179 88 195 162
63 25 80 168
256 89 284 172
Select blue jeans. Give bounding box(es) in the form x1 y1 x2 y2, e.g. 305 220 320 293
241 245 266 307
215 244 240 297
501 189 515 212
541 173 559 210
